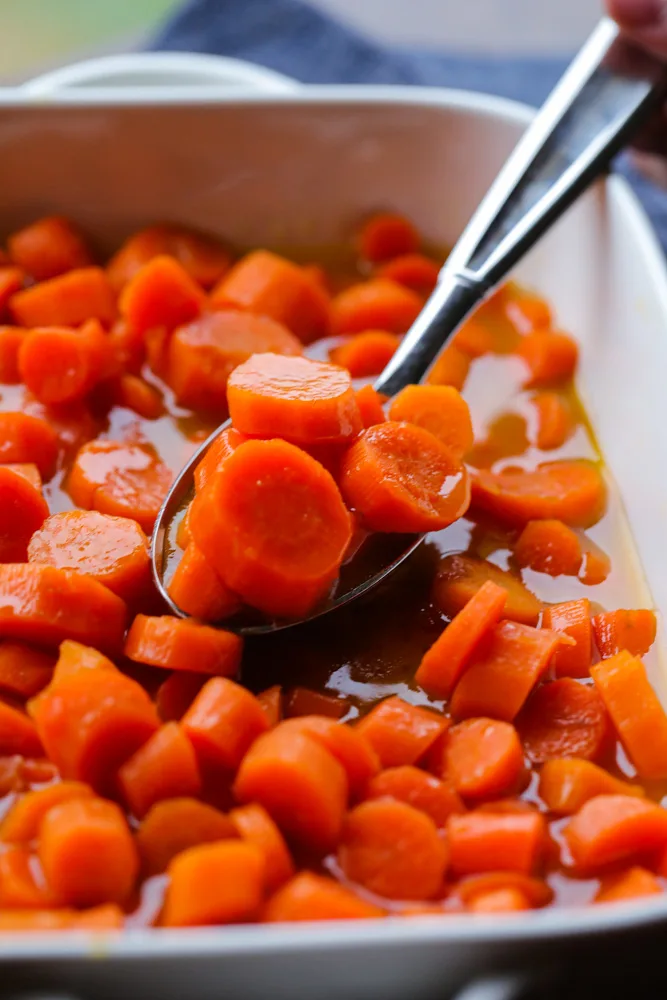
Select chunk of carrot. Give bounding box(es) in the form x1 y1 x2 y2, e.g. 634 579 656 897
592 609 657 659
448 811 546 876
339 799 447 901
516 679 611 764
388 385 474 460
0 466 48 563
518 331 578 386
107 223 231 291
162 840 265 926
113 373 164 420
155 671 207 723
332 279 422 336
357 213 420 263
264 871 384 921
564 795 667 870
0 700 42 756
8 216 92 280
193 428 246 493
182 677 268 773
210 249 332 344
578 536 611 586
530 391 574 450
118 722 201 819
595 866 663 903
119 255 204 334
10 267 116 328
514 520 583 577
18 321 113 406
0 412 58 480
0 271 26 320
46 639 118 688
0 846 56 908
468 888 531 913
257 686 283 728
0 642 54 699
455 872 553 908
591 651 667 778
2 463 42 491
125 615 242 677
0 906 123 931
136 797 236 876
444 718 524 801
433 554 542 626
505 293 552 333
284 688 349 720
355 696 448 768
426 343 471 391
168 543 241 622
175 504 192 550
278 716 379 799
23 397 99 463
230 803 294 891
330 331 400 378
542 599 592 679
365 765 464 826
538 758 644 815
0 780 93 842
450 621 562 722
416 579 508 698
190 439 352 619
0 327 26 383
341 421 469 533
453 319 496 359
377 253 440 295
354 384 386 428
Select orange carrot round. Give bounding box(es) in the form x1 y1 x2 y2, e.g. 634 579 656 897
284 687 349 721
516 678 611 764
388 385 473 460
107 223 230 291
182 677 269 773
193 427 246 493
433 554 542 626
0 641 54 699
448 811 546 876
0 780 93 842
514 519 583 576
426 343 471 391
118 722 201 818
264 871 384 921
125 614 242 677
8 216 92 281
119 255 205 334
0 700 43 756
113 373 164 420
0 327 26 383
592 609 657 659
168 543 241 622
136 797 236 876
455 872 552 908
538 758 644 815
0 412 59 480
0 465 48 562
18 322 113 405
257 685 283 728
332 280 422 335
330 331 400 378
10 267 116 329
365 765 463 826
444 718 525 800
377 253 440 295
355 696 448 768
595 866 662 903
0 846 57 909
542 599 592 679
453 319 496 359
506 294 552 333
357 214 420 263
530 391 574 450
278 716 379 799
162 840 265 927
564 795 667 870
354 384 387 427
230 803 295 891
155 671 207 723
519 331 578 386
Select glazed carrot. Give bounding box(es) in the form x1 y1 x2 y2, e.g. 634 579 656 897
516 679 611 764
10 267 116 328
339 799 447 900
0 846 56 908
39 798 138 906
264 871 384 921
0 465 49 562
113 373 164 419
279 716 379 799
162 840 265 927
167 310 302 413
47 639 118 686
341 422 469 533
182 677 268 772
579 536 611 586
66 439 172 533
564 795 667 869
144 326 170 376
301 263 329 291
467 412 530 469
70 904 125 930
136 797 236 876
357 213 420 263
538 758 644 815
23 396 100 463
388 385 474 460
118 722 201 818
0 781 92 842
591 651 667 778
332 279 422 336
175 504 192 550
595 866 663 903
506 294 552 333
230 803 295 891
0 906 123 931
444 719 525 800
0 271 26 319
119 255 205 334
193 428 246 493
284 688 349 720
377 253 440 295
450 621 563 722
0 701 42 756
330 331 400 378
514 520 583 577
0 327 26 383
448 812 546 876
233 722 348 852
455 872 553 908
257 686 283 728
0 412 59 480
210 250 332 344
190 439 352 618
519 331 578 386
355 696 448 768
0 642 54 699
470 460 607 528
125 615 242 677
2 463 42 491
365 766 464 826
0 565 127 653
433 554 542 626
542 599 592 679
107 223 231 290
355 384 387 427
8 216 92 280
168 543 241 622
228 353 362 445
530 392 574 450
155 671 207 723
453 319 496 359
426 343 471 391
416 580 508 698
28 510 151 605
468 888 531 913
592 609 657 659
18 321 115 405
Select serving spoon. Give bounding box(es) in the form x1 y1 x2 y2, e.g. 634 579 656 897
152 17 667 636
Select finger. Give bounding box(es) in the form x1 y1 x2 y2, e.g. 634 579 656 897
606 0 667 60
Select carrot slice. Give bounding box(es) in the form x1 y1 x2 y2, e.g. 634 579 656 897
230 803 295 891
358 214 420 263
168 543 241 622
516 679 611 764
518 331 578 386
564 795 667 870
433 554 542 626
155 671 207 723
10 267 116 328
0 907 123 932
542 599 592 679
453 319 496 359
228 353 362 446
125 614 242 677
416 579 508 698
193 427 246 493
0 780 93 842
514 520 583 577
355 384 386 428
530 392 574 450
0 412 59 480
339 799 447 901
107 223 230 290
0 642 54 699
365 765 464 826
264 871 384 921
0 846 56 908
388 385 474 460
2 463 42 491
175 504 192 550
0 326 26 383
257 686 283 728
355 696 448 768
8 216 92 280
426 344 471 391
595 866 663 903
455 872 553 908
113 373 164 420
471 461 606 528
468 888 531 913
578 536 611 586
278 716 379 800
506 294 552 333
39 797 138 906
592 609 657 659
136 797 236 876
377 253 440 295
538 758 644 815
448 812 546 876
341 421 469 533
167 310 302 413
210 249 332 344
18 322 114 405
330 331 400 377
182 677 268 773
0 701 42 756
284 688 349 720
450 621 562 722
190 439 352 619
162 840 265 927
332 279 422 336
444 718 524 800
0 466 48 562
46 638 118 687
119 255 205 334
591 651 667 778
118 722 201 818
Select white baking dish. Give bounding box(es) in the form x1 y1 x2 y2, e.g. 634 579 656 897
1 52 667 1000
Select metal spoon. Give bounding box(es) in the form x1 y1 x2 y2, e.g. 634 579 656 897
152 17 667 635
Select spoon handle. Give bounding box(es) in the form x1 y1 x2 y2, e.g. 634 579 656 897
375 17 667 398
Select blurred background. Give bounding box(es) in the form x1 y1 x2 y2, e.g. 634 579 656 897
0 0 601 83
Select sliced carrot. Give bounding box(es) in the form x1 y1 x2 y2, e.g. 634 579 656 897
230 803 294 891
18 322 113 405
530 392 574 450
284 688 349 720
144 326 170 377
0 781 93 842
592 609 657 659
264 871 384 921
355 696 448 768
339 799 447 901
23 396 99 463
564 795 667 870
455 872 553 908
444 718 524 801
0 642 54 699
330 331 400 378
450 621 562 722
468 888 531 912
136 797 236 876
2 463 42 491
467 413 530 470
278 716 379 799
210 249 332 344
107 223 230 291
516 679 611 764
542 599 592 679
388 385 474 460
578 536 611 586
301 263 329 292
433 554 542 626
453 319 496 359
71 904 124 930
155 671 207 723
357 214 420 263
377 253 440 295
0 270 26 319
518 331 578 386
162 840 265 926
355 384 387 427
118 722 201 818
182 677 268 773
190 439 352 618
341 421 469 533
416 579 507 698
470 460 607 528
175 503 192 550
538 758 644 815
8 216 92 280
0 465 49 562
39 797 138 906
365 765 464 826
10 267 116 328
28 510 151 605
228 353 362 446
257 686 283 728
448 811 546 876
0 907 123 931
0 700 42 756
167 310 302 413
0 412 59 480
514 520 583 577
168 543 241 622
0 327 26 383
119 255 205 334
113 373 164 419
591 651 667 778
426 344 471 391
505 293 552 333
332 279 422 336
595 866 663 903
47 638 118 687
0 564 127 653
0 846 56 908
125 614 242 677
193 428 246 493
